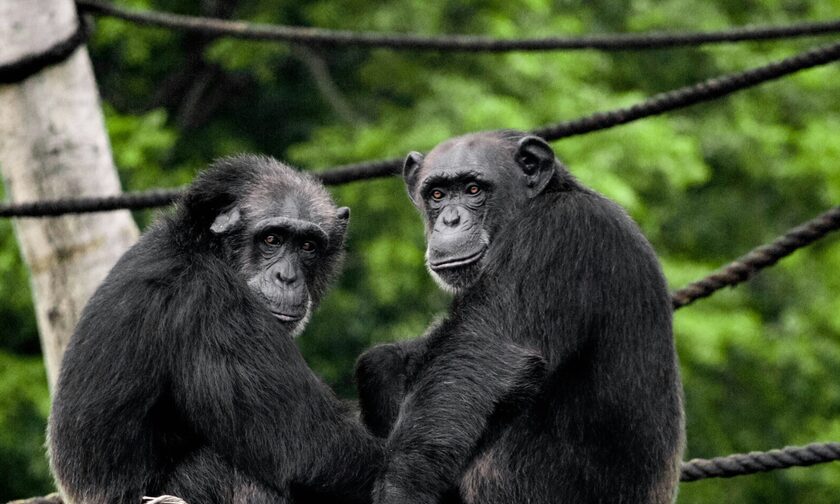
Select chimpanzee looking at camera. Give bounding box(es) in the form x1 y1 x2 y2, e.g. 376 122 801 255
49 155 383 504
356 131 685 504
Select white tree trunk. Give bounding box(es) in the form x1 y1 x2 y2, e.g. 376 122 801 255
0 0 140 391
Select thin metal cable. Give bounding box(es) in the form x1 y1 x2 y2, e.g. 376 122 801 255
680 442 840 481
75 0 840 52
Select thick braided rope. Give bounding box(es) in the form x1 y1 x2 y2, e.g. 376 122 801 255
0 189 181 218
0 7 838 486
3 39 839 217
533 40 840 140
0 160 401 215
75 0 840 52
680 442 840 481
317 159 402 185
671 206 840 309
306 39 840 186
0 18 90 85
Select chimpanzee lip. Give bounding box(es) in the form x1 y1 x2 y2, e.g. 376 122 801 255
271 311 304 322
429 247 487 270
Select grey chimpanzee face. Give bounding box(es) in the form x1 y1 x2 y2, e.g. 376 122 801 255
403 131 558 293
416 169 493 293
243 214 329 334
210 165 349 338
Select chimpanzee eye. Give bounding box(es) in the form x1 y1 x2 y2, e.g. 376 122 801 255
263 234 280 246
301 241 317 253
431 189 445 201
466 184 481 195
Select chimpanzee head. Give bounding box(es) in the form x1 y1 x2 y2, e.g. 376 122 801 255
403 130 560 293
181 155 349 336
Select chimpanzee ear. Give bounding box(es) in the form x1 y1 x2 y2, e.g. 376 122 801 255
333 206 351 246
210 205 241 234
515 136 556 198
403 151 425 205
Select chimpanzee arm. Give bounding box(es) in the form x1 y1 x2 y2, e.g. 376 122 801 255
355 337 431 437
373 329 546 504
171 302 383 501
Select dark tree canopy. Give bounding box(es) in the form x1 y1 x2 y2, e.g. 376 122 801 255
1 1 839 503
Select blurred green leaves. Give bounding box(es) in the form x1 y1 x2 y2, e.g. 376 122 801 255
0 352 51 499
2 0 840 501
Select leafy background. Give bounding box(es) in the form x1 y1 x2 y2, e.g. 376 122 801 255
2 0 840 501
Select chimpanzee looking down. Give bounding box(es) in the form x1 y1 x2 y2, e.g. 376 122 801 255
356 130 685 504
48 155 383 504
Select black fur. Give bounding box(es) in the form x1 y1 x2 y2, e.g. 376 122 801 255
49 155 382 504
356 131 685 504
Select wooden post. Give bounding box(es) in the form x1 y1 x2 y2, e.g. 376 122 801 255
0 0 140 391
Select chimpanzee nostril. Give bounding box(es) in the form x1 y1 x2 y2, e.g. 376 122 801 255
276 271 297 284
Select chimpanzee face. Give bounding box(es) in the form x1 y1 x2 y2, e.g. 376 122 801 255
245 214 328 333
403 132 557 293
210 170 349 337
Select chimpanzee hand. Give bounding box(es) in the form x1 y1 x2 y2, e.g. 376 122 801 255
365 337 547 504
356 342 414 437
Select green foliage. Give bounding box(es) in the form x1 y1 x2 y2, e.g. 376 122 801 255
0 352 52 498
0 219 38 355
2 0 840 501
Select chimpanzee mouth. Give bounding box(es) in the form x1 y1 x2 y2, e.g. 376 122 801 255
271 311 305 322
429 247 487 271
